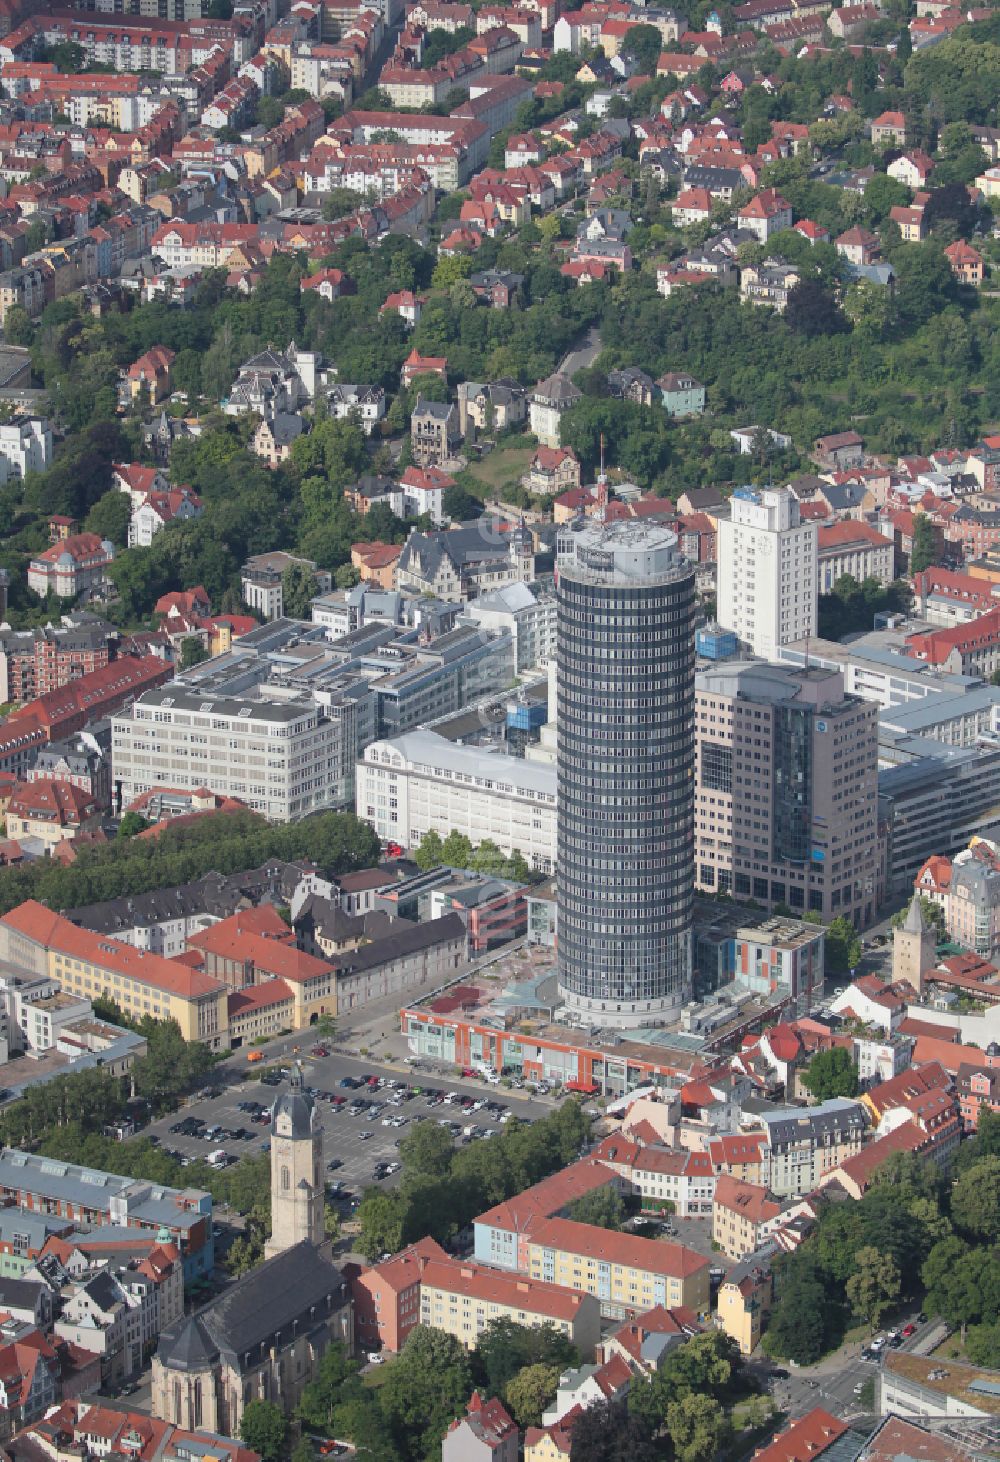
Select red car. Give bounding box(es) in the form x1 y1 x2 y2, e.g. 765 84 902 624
901 1323 917 1337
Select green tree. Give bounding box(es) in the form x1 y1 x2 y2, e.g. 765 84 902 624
802 1047 859 1102
666 1394 729 1462
824 915 863 975
621 22 662 73
952 1158 1000 1244
862 172 910 227
442 485 483 522
475 1319 579 1397
630 1332 736 1428
240 1401 288 1462
921 1237 1000 1335
413 829 443 871
785 278 844 339
570 1401 658 1462
3 305 34 346
180 636 210 670
505 1363 561 1427
117 811 150 839
298 1343 361 1431
763 1262 833 1363
431 253 473 290
335 564 361 589
845 1246 901 1331
378 1327 472 1461
282 560 318 619
966 1320 1000 1368
50 39 85 70
910 513 937 574
84 491 131 547
398 1120 456 1179
356 1189 407 1261
441 831 474 868
566 1185 625 1230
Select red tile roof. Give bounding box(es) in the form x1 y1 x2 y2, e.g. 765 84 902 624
8 778 98 826
421 1254 596 1320
824 1122 926 1194
477 1159 618 1236
227 978 295 1018
713 1174 782 1224
529 1216 710 1279
750 1407 848 1462
817 520 891 550
1 900 225 1001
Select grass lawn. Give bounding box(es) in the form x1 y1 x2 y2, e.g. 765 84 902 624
465 442 537 495
934 1333 968 1361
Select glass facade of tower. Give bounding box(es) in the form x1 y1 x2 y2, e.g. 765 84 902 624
556 520 696 1025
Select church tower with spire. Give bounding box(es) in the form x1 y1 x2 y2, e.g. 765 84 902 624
892 893 937 994
265 1064 324 1258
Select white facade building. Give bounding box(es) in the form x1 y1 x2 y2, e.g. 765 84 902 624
464 583 556 672
356 729 557 871
717 486 817 659
0 417 51 481
112 686 345 822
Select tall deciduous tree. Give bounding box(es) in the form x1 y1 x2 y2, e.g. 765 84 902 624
240 1401 287 1462
802 1047 859 1101
378 1327 472 1461
952 1157 1000 1244
846 1246 901 1330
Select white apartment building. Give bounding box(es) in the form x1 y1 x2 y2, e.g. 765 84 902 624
112 686 344 822
464 582 556 672
356 729 557 870
0 417 51 482
717 486 817 659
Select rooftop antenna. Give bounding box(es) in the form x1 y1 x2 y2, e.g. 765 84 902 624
596 432 608 521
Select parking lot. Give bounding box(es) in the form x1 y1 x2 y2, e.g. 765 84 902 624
141 1049 554 1211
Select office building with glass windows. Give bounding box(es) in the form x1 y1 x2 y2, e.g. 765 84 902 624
555 518 696 1027
695 662 879 926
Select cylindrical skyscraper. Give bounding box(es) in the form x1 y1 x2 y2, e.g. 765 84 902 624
556 517 695 1027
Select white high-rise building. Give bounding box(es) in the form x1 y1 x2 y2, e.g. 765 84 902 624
717 486 817 659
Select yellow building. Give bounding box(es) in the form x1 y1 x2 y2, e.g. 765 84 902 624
525 1217 711 1319
712 1176 783 1262
715 1265 772 1356
0 900 230 1049
419 1255 601 1356
524 1422 573 1462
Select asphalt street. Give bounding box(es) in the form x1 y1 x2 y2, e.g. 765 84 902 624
749 1312 946 1424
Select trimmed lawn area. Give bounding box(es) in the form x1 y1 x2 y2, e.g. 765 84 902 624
465 442 537 495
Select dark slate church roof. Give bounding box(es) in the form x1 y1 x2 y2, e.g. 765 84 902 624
156 1241 345 1374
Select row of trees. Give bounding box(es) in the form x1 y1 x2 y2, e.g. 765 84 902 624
817 576 913 642
0 807 379 918
411 829 535 883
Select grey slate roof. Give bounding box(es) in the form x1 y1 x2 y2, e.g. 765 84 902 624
399 524 512 581
177 1240 343 1370
0 1276 47 1312
334 911 466 977
65 862 306 935
271 1067 315 1141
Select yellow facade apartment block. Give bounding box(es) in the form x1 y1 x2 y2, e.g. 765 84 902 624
0 900 230 1049
524 1218 711 1318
